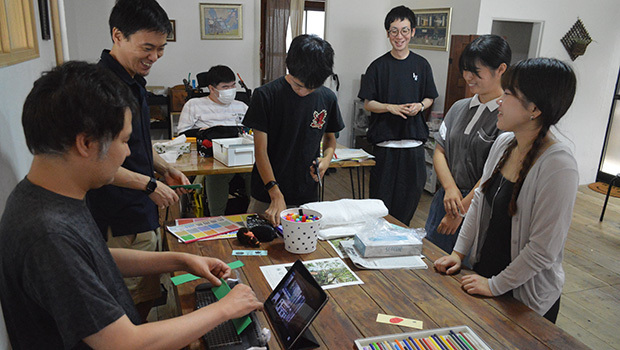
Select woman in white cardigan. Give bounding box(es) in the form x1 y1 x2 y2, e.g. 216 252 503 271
434 57 578 323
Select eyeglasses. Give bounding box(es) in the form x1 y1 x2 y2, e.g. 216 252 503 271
388 27 411 37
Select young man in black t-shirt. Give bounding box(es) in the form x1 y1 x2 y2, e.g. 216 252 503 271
243 34 345 226
358 5 439 226
0 62 262 349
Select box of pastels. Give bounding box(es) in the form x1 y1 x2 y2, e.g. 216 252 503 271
354 325 492 350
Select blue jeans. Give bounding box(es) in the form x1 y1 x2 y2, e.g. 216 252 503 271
425 187 469 254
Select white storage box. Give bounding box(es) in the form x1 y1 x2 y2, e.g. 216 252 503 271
212 136 255 166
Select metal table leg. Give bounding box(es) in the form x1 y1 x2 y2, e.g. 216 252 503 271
600 174 620 222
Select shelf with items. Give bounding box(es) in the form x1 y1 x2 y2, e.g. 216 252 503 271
352 99 372 154
147 92 172 140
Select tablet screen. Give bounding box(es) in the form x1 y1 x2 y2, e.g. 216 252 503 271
264 260 328 349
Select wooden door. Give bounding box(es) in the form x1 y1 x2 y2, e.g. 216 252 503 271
444 35 479 115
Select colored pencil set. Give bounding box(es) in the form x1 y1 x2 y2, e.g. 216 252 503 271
361 330 483 350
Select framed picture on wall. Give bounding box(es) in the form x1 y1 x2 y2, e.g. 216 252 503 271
199 3 243 40
167 20 176 42
410 8 452 51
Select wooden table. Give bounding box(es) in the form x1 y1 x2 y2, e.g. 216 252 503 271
170 143 376 198
165 217 589 350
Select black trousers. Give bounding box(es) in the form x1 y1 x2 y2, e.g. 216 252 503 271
369 146 426 226
543 296 561 323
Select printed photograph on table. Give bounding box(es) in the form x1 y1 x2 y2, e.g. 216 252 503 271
260 258 363 290
199 3 243 40
410 8 452 51
328 237 353 259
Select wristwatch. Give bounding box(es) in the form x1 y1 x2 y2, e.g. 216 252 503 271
264 180 278 191
420 102 425 112
145 177 157 194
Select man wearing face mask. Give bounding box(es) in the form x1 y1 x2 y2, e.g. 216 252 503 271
177 65 247 135
178 65 251 215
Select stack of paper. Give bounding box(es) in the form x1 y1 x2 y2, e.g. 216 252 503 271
333 148 374 162
340 241 427 270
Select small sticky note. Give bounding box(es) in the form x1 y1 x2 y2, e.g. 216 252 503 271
376 313 423 329
232 250 268 256
212 277 252 334
227 260 245 269
171 273 200 286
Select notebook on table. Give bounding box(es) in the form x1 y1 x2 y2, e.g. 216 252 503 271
195 259 328 350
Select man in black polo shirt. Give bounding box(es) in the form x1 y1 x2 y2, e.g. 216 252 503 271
86 0 190 320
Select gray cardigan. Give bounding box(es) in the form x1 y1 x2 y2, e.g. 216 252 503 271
454 132 579 316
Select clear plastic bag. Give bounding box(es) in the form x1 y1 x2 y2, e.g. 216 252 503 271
358 217 426 242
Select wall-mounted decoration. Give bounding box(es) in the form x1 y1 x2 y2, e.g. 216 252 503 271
561 19 592 61
199 3 243 40
167 19 176 42
410 8 452 51
38 0 50 40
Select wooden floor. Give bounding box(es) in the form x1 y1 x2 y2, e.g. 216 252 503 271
152 168 620 350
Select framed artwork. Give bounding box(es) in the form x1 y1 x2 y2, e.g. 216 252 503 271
167 19 176 42
199 3 243 40
410 8 452 51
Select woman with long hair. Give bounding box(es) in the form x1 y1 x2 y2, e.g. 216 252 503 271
426 35 512 253
434 57 579 323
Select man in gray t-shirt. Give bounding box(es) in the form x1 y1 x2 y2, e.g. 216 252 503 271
0 62 262 349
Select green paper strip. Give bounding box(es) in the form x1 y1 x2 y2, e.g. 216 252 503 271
227 260 244 269
171 273 200 286
170 261 244 286
212 277 252 334
212 278 232 299
232 315 252 335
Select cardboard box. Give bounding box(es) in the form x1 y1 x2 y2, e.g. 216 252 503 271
213 136 254 166
353 232 422 258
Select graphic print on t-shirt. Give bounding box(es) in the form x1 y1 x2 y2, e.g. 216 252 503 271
310 109 327 129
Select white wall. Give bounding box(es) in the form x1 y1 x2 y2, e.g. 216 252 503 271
477 0 620 183
0 1 58 347
150 0 261 89
63 0 114 62
324 0 391 147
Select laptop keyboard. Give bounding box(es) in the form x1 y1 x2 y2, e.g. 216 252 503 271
195 288 243 348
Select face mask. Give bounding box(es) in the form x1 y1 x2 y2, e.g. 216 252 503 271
216 88 236 105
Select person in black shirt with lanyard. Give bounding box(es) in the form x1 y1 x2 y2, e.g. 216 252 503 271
243 35 345 226
358 5 438 226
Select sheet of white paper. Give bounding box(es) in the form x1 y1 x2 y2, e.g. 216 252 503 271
333 148 375 161
340 241 428 270
160 151 180 163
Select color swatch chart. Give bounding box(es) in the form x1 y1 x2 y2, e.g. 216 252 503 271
167 216 242 243
355 326 491 350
